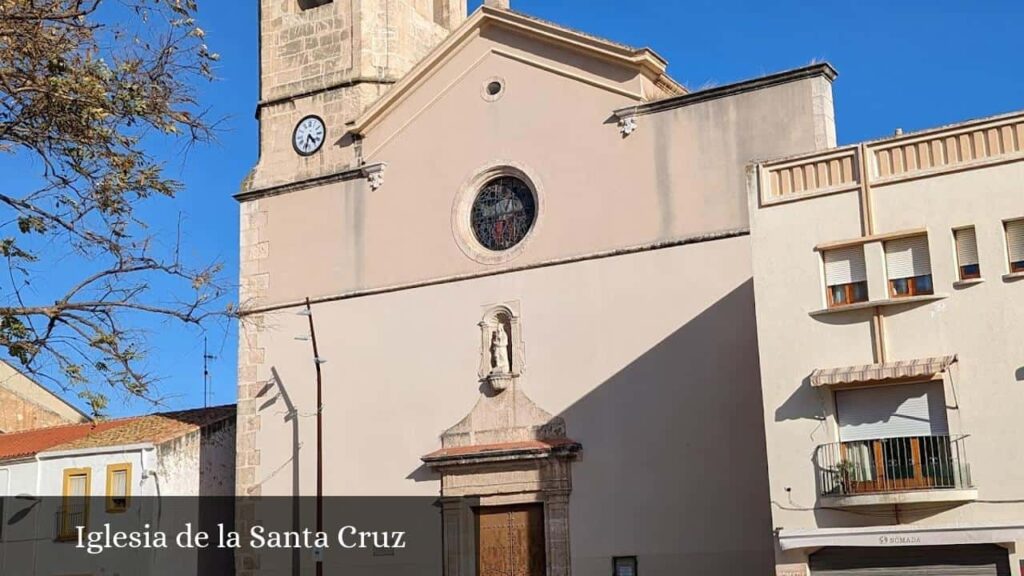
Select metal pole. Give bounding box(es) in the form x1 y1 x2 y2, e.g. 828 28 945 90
304 297 324 576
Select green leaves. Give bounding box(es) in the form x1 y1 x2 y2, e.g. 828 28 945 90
0 0 229 416
17 215 47 234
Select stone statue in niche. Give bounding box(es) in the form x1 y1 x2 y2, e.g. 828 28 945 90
478 305 522 393
490 321 511 375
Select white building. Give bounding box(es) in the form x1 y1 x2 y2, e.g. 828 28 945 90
0 405 235 575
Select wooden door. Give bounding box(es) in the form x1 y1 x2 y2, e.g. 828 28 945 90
476 504 546 576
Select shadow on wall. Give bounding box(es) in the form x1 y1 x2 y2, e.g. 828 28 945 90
259 367 303 576
552 279 774 574
775 375 829 424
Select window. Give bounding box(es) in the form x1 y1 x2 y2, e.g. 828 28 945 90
481 77 506 102
613 556 638 576
835 383 952 493
954 227 981 280
885 235 933 297
106 463 131 513
824 246 869 307
1006 219 1024 273
60 468 90 540
470 176 537 252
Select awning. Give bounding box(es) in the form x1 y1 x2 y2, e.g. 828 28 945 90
810 355 957 387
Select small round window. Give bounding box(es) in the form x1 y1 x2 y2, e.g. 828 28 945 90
470 176 537 251
481 77 505 102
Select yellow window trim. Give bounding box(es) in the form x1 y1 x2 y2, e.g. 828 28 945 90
105 462 132 513
60 467 91 540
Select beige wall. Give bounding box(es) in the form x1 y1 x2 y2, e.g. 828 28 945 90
748 116 1024 570
247 236 774 573
243 28 836 308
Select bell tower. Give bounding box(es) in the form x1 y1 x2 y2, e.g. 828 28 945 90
248 0 467 191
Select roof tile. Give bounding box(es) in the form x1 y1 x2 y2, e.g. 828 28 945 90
0 405 234 462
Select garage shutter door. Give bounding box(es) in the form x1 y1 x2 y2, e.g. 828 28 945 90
810 544 1010 575
836 382 948 442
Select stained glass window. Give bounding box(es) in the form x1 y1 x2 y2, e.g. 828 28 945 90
470 176 536 251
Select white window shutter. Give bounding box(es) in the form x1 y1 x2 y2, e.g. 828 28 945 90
1007 220 1024 263
954 227 979 266
885 235 931 280
824 246 867 286
836 382 949 442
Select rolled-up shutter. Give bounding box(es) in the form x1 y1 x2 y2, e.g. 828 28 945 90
885 235 931 280
1006 220 1024 263
955 227 979 267
836 382 948 442
810 544 1010 575
824 247 867 287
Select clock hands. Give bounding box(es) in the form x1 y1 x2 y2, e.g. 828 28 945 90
294 117 324 155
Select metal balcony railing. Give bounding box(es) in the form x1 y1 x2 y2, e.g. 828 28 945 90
816 434 971 497
55 503 88 540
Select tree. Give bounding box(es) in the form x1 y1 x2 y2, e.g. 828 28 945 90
0 0 226 416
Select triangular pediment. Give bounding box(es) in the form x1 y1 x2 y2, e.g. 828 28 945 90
347 5 684 135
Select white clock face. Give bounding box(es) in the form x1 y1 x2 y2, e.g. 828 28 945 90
293 115 325 156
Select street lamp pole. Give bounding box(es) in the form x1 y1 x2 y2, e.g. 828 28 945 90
302 297 324 576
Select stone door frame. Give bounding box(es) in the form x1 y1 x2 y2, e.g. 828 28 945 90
430 450 577 576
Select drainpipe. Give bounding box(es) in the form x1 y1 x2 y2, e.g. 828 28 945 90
858 142 887 364
31 453 42 575
0 467 8 575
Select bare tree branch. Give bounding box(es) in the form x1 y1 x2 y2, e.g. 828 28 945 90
0 0 229 416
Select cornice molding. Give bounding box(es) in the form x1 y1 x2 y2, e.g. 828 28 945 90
255 78 398 119
233 162 386 202
613 63 838 120
347 5 682 136
238 227 750 316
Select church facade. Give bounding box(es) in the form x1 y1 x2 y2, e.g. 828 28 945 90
235 1 838 574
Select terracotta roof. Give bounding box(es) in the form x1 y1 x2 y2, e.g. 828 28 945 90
0 405 235 462
422 438 581 462
0 420 127 462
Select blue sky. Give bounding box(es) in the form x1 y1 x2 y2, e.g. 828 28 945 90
5 0 1021 417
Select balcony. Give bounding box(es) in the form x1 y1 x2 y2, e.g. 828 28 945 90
815 434 977 507
55 503 87 541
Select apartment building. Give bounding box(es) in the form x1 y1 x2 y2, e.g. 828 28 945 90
748 111 1024 575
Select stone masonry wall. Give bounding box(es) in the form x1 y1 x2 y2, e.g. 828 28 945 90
249 1 466 191
0 386 77 432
